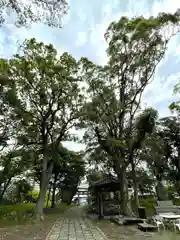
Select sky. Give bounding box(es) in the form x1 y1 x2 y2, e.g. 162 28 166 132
1 0 180 152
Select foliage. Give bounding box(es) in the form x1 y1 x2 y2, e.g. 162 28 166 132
55 148 85 205
81 10 180 214
8 38 84 149
0 202 71 226
28 190 40 202
127 167 154 194
0 203 35 226
5 38 85 215
27 190 51 206
134 198 156 216
82 10 180 170
140 131 169 181
0 0 68 27
0 59 18 151
13 179 33 203
31 145 85 206
0 9 180 220
86 169 105 184
0 149 31 202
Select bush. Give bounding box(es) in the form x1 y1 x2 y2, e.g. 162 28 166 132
139 198 156 208
131 197 156 217
27 190 51 207
173 198 180 206
0 202 72 227
0 203 35 216
0 203 36 226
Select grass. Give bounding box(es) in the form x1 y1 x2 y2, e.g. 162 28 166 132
0 202 73 228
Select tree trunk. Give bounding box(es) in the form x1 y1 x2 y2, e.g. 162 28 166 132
36 184 47 219
118 170 130 216
46 183 52 208
155 178 168 201
0 177 12 202
36 156 53 219
131 160 140 213
51 173 57 208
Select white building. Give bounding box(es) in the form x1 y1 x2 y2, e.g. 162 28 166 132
72 182 89 204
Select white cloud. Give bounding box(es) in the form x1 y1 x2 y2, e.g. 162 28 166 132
152 0 180 15
77 8 87 22
102 4 112 17
143 72 180 106
88 11 122 65
75 31 87 46
0 24 31 58
0 22 65 58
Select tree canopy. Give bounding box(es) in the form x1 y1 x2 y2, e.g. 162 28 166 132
81 10 180 215
0 0 68 27
0 8 180 219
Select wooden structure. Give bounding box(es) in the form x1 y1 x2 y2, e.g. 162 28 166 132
111 215 144 226
89 176 132 219
123 217 145 225
138 223 158 232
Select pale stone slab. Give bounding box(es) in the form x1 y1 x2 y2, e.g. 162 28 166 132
46 208 108 240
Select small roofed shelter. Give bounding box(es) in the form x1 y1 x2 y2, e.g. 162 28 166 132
89 176 132 219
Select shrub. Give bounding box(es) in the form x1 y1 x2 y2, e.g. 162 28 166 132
27 190 51 206
0 203 36 226
173 198 180 206
0 202 71 226
139 198 156 208
131 197 156 217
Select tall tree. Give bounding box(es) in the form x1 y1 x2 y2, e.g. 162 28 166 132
0 0 68 27
0 59 19 151
7 38 84 217
81 11 180 215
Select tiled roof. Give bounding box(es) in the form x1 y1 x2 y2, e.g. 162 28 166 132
90 176 119 187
